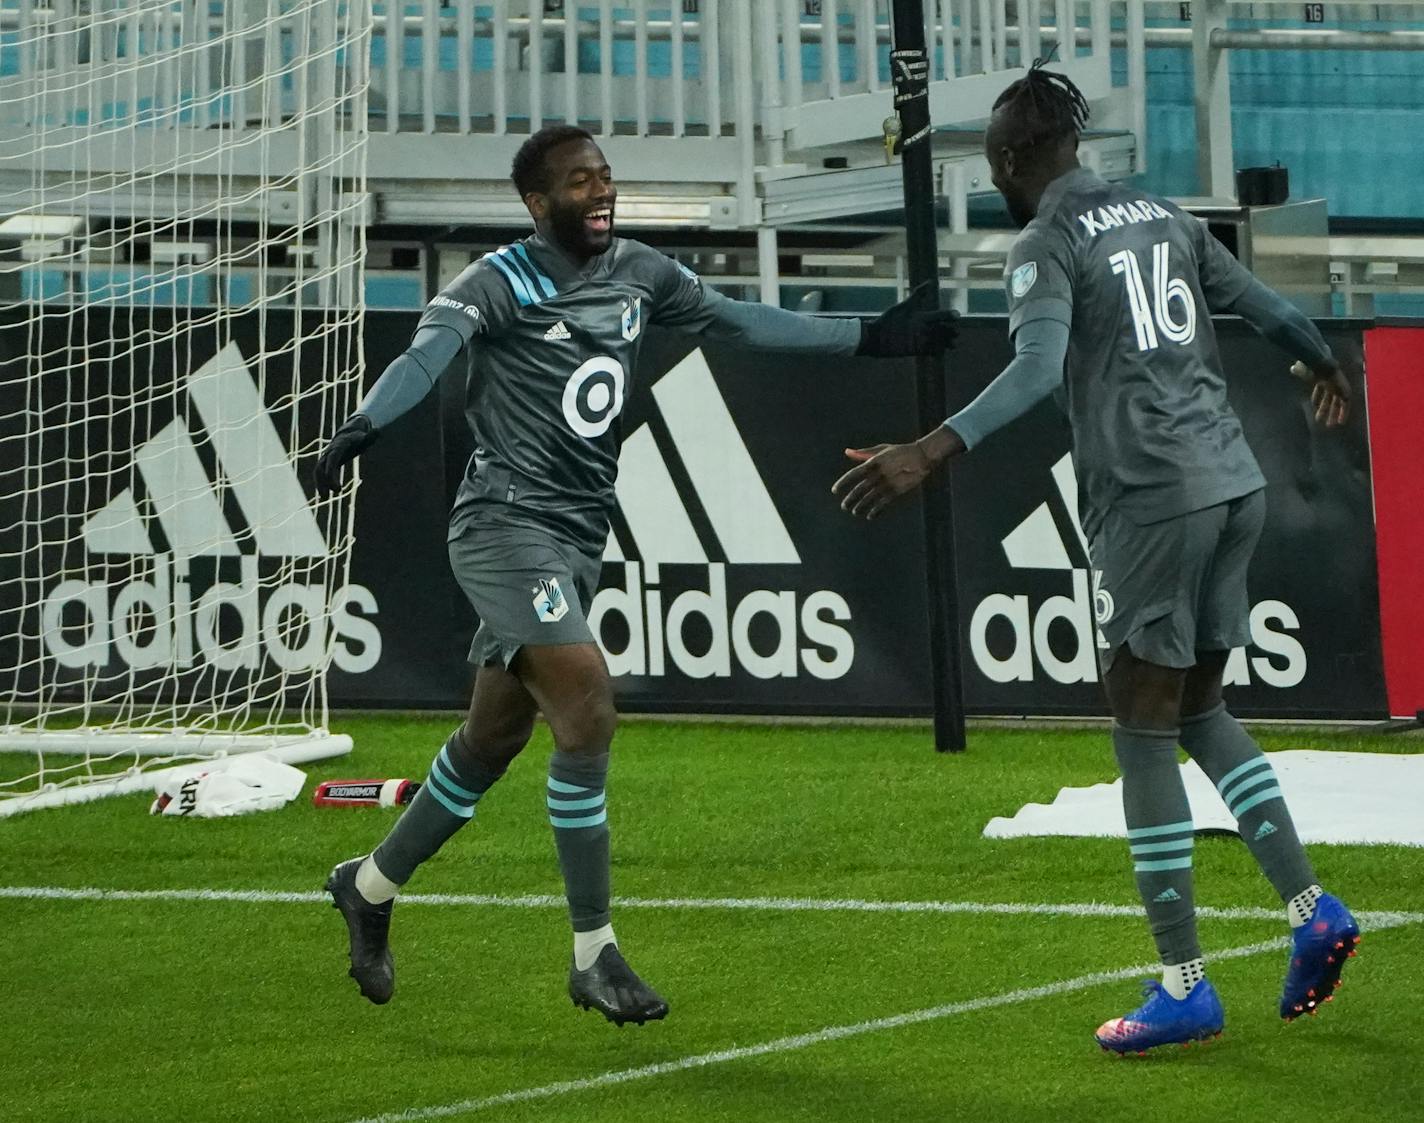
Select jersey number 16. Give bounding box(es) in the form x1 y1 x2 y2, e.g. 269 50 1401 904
1109 241 1197 352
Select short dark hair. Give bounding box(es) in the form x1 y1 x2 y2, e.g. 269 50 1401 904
511 125 596 197
991 60 1089 151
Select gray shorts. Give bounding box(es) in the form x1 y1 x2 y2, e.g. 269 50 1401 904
447 519 603 669
1089 489 1265 672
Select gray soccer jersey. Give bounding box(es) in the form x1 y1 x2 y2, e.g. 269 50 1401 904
415 233 858 552
1004 167 1266 537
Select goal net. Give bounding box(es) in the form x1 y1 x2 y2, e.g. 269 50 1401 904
0 0 373 815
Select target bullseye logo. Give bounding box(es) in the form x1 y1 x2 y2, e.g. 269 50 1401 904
562 355 626 438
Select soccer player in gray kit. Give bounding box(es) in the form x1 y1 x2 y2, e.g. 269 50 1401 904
315 125 957 1026
832 64 1359 1054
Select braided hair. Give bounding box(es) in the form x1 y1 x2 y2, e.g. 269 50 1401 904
990 58 1089 152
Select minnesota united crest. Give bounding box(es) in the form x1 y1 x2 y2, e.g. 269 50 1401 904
621 295 642 342
532 577 569 623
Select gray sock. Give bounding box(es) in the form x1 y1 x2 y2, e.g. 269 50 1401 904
1179 703 1316 901
1113 724 1201 966
547 749 611 933
370 727 507 886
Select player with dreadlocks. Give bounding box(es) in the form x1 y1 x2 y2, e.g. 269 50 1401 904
833 63 1360 1053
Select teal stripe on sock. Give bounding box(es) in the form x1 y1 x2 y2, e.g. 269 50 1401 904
1215 756 1270 796
1223 770 1277 812
433 749 480 800
1126 820 1194 840
1129 838 1195 856
549 810 607 829
547 794 605 811
425 778 475 819
547 776 591 795
1134 856 1194 872
1232 786 1284 818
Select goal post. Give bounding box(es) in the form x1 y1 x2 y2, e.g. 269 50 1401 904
0 0 373 815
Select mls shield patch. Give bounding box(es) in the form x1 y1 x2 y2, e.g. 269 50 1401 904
532 577 570 623
621 296 642 342
1010 261 1038 299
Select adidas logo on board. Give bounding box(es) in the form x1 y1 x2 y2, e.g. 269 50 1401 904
589 348 853 681
40 342 380 675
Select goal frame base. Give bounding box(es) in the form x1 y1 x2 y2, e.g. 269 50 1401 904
0 732 352 817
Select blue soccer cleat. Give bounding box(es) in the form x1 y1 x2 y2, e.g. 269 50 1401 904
1095 979 1225 1055
1280 893 1360 1021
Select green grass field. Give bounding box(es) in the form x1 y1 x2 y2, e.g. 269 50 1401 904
6 718 1422 1122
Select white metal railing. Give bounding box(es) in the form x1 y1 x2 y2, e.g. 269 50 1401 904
0 1 361 132
359 2 1122 151
0 2 1128 148
0 0 1138 230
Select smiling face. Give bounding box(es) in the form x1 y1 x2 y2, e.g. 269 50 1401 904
526 138 617 262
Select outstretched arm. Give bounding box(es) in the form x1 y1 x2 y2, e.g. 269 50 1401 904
1226 278 1351 426
830 317 1068 520
314 324 465 495
1193 219 1350 425
687 287 862 354
645 243 957 358
316 259 511 496
687 285 958 357
357 325 465 429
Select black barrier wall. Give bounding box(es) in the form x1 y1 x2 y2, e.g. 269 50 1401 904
332 312 1385 720
1 308 1386 720
945 319 1383 717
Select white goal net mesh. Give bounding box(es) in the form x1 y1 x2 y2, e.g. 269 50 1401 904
0 0 372 814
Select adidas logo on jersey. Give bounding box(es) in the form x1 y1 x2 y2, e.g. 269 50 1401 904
589 349 854 681
543 320 572 341
40 342 381 675
970 453 1306 690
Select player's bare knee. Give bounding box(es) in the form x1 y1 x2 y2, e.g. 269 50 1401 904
465 722 534 771
549 695 617 753
1105 650 1185 731
1182 650 1229 719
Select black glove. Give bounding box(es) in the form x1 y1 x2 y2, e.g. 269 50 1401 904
314 413 378 496
857 282 959 357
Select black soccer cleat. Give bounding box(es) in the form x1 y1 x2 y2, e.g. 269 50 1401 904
325 857 395 1005
568 944 669 1027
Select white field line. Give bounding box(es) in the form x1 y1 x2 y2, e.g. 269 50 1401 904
348 918 1422 1123
2 884 1422 928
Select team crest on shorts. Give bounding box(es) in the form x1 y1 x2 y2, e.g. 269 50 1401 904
1010 261 1038 299
621 295 642 341
532 577 569 623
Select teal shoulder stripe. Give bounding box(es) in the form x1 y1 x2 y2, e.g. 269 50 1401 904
1125 819 1194 840
1215 756 1270 796
486 253 534 306
547 776 593 795
510 243 557 299
497 245 548 303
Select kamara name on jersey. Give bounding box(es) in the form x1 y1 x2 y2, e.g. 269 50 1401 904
1077 199 1173 238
